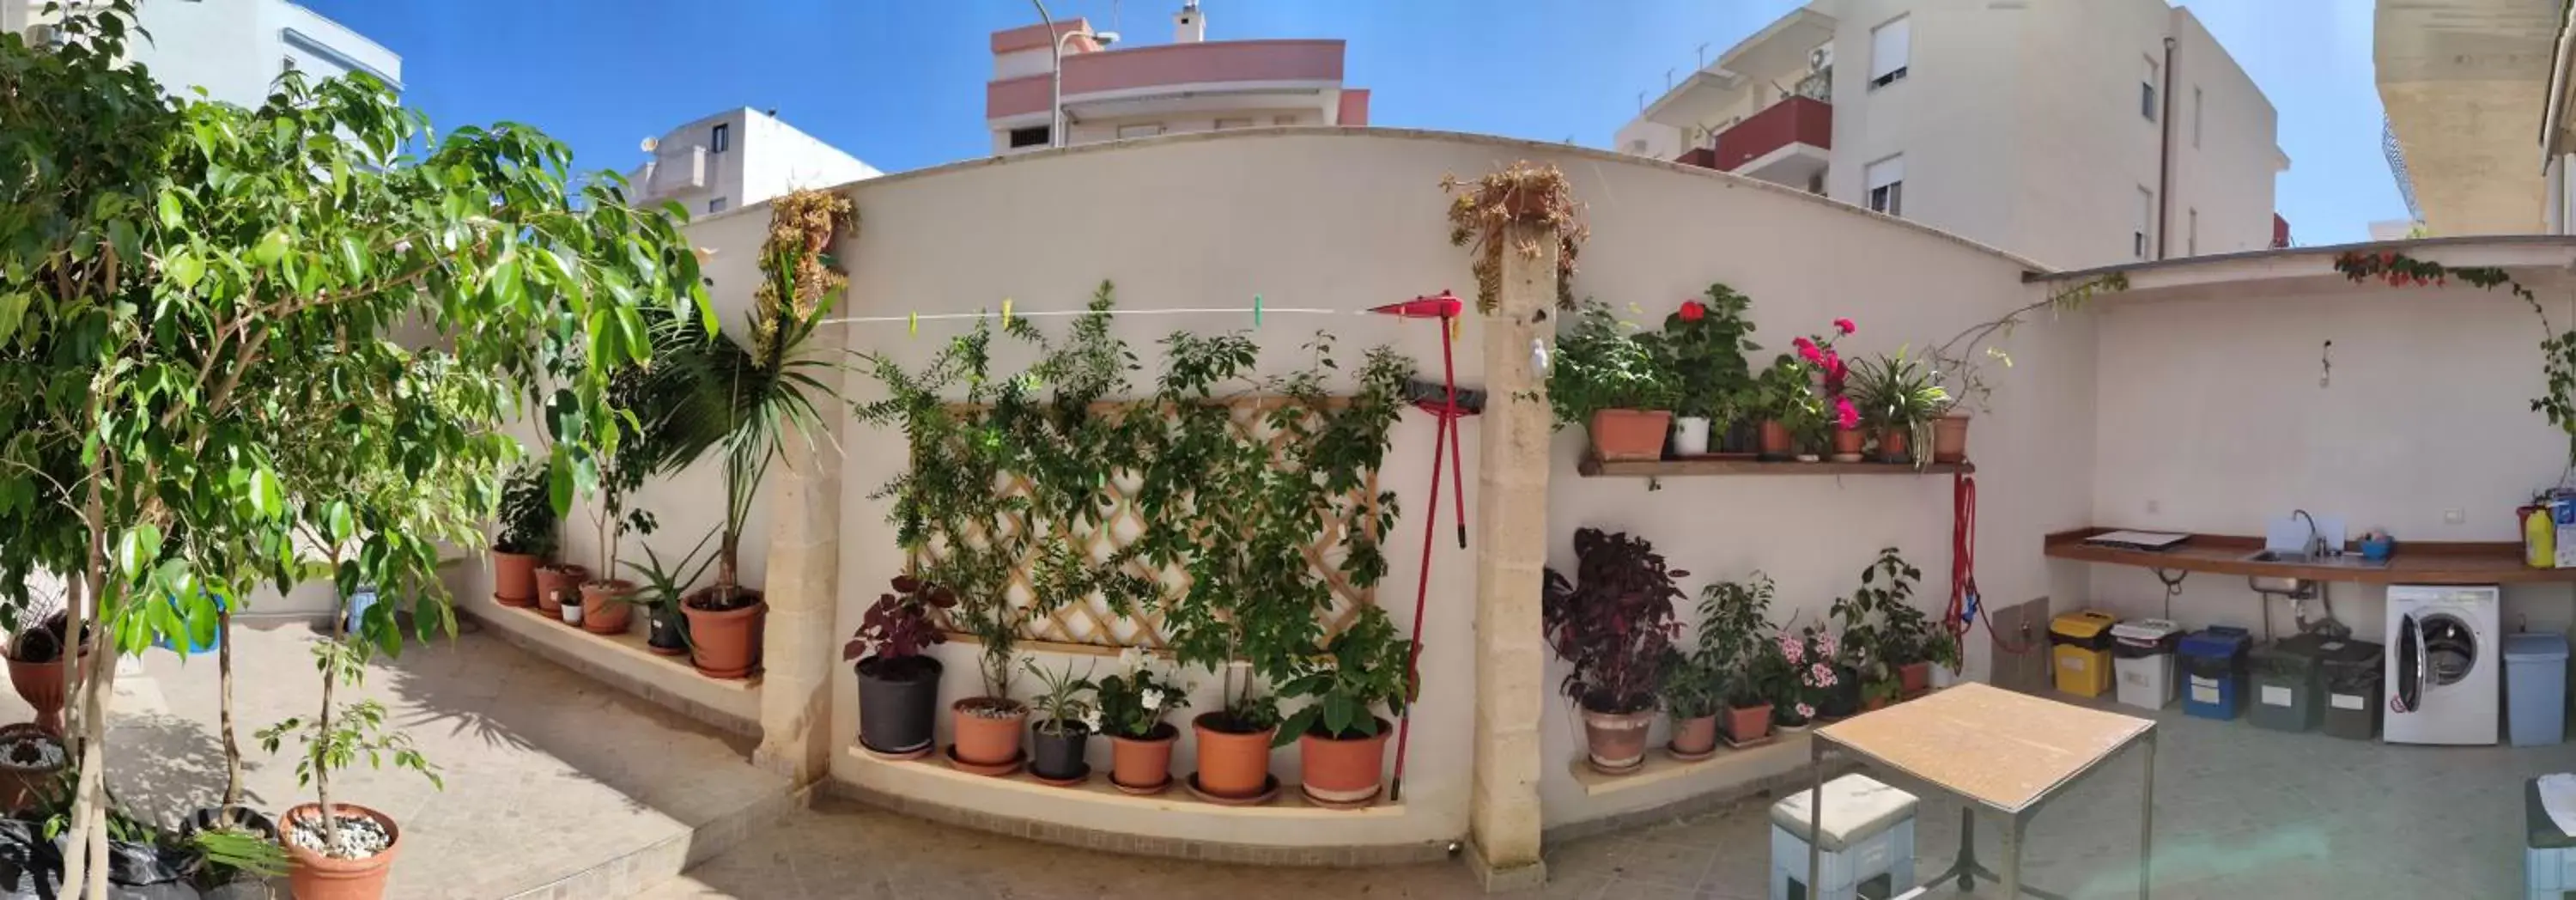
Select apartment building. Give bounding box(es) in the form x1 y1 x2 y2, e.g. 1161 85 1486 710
3 0 399 106
1615 0 2287 269
985 1 1368 155
2382 0 2561 235
624 109 881 218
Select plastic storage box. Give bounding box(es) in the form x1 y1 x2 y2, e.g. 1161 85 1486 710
2050 611 2120 698
2250 634 2374 733
2506 632 2571 747
2111 618 2184 710
2178 626 2252 721
2320 639 2385 740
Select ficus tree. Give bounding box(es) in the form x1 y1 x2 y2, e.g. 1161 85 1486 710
0 2 703 891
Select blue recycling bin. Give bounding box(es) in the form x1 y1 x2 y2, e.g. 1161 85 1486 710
2178 625 2252 721
2506 632 2570 747
152 591 227 655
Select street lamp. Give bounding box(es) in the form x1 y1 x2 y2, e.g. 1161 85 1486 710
1030 0 1117 148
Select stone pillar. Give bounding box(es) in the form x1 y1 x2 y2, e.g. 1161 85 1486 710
752 412 845 788
1467 222 1556 892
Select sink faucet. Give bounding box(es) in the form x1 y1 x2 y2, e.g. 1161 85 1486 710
2292 509 2330 558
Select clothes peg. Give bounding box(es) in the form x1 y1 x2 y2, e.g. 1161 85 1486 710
1001 297 1013 325
1253 294 1264 328
908 311 918 337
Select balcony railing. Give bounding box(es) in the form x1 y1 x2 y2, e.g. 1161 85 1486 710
987 40 1345 119
1713 95 1831 171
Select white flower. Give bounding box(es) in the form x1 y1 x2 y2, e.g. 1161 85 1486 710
1141 687 1166 710
1080 708 1103 733
1119 648 1150 673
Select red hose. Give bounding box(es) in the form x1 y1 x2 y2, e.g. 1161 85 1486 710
1950 471 2038 655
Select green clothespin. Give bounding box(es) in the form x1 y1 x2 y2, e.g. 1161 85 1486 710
908 311 918 337
1253 294 1264 328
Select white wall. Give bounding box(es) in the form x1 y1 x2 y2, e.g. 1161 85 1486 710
739 111 881 204
123 0 399 108
2166 8 2282 257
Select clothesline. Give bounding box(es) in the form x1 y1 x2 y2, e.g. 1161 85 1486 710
812 306 1360 328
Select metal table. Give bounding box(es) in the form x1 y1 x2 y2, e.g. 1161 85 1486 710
1803 683 2158 900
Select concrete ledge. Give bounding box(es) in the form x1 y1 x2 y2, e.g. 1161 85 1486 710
462 598 762 738
1544 732 1853 846
833 747 1450 867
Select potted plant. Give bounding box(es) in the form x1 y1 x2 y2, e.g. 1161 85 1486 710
258 593 444 900
1656 648 1722 762
577 374 660 639
1275 605 1413 808
1093 648 1190 794
1542 528 1684 774
1850 349 1950 465
532 561 587 619
1753 358 1810 461
1551 298 1677 463
1777 626 1845 725
949 589 1030 774
0 723 64 812
1024 659 1097 786
624 531 718 658
1784 319 1863 460
1697 574 1778 745
1833 549 1930 698
6 607 82 735
1656 283 1759 458
556 589 585 627
843 575 952 759
489 460 555 608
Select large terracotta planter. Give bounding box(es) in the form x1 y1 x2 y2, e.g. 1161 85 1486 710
1579 707 1655 773
1878 427 1911 464
579 580 636 635
1297 718 1391 807
951 698 1029 768
1830 428 1866 462
1668 714 1719 757
1723 703 1774 745
6 657 64 735
1587 409 1672 463
1759 420 1795 460
532 563 588 617
1899 660 1933 696
1933 414 1971 464
1109 723 1178 791
681 593 766 679
283 802 402 900
1192 712 1278 800
490 550 538 607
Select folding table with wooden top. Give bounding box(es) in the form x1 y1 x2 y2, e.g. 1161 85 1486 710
1804 683 2157 900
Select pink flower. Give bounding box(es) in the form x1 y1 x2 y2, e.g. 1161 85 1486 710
1834 397 1860 430
1811 663 1837 688
1797 343 1825 365
1834 318 1856 335
1780 634 1804 665
1816 633 1839 659
1795 702 1815 719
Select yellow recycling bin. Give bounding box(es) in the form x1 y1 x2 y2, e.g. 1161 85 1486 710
2050 610 2120 698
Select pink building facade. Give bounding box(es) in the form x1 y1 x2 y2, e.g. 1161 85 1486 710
985 4 1368 155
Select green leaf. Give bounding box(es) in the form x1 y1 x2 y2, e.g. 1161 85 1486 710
247 466 282 518
117 524 162 581
167 251 204 289
156 191 182 229
548 451 574 515
252 229 290 265
0 293 27 346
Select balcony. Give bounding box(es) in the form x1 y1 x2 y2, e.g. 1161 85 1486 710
987 39 1345 120
1709 95 1831 186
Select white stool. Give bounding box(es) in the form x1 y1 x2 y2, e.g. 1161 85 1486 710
1770 774 1918 900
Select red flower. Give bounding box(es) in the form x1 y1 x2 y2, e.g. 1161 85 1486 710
1834 318 1857 335
1797 342 1824 365
1834 397 1860 430
1678 301 1707 322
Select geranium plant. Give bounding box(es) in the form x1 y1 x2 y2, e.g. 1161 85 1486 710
1541 528 1686 715
1094 648 1191 739
1550 299 1678 428
1657 283 1760 423
1776 626 1844 724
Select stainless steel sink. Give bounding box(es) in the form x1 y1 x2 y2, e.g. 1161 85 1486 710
2239 549 2390 569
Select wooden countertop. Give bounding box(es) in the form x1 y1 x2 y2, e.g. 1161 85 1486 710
2044 527 2576 585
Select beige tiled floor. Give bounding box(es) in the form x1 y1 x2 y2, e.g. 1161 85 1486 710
1 619 789 900
661 696 2555 899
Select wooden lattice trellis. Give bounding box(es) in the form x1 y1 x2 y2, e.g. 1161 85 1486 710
913 397 1382 652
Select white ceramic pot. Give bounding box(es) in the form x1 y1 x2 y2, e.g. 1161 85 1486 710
1671 417 1711 457
559 599 585 626
1930 664 1961 689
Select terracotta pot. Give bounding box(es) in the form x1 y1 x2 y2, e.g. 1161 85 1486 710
951 698 1029 767
1933 414 1971 464
1723 703 1773 744
1899 660 1933 696
1830 428 1866 462
490 550 539 607
1297 717 1391 806
1878 427 1911 464
533 564 588 617
1668 714 1719 757
1862 694 1890 712
0 723 62 814
1759 420 1795 459
6 657 64 735
1579 707 1655 772
580 580 636 635
1109 722 1179 790
1192 712 1278 800
1587 409 1673 463
681 594 766 679
283 802 402 900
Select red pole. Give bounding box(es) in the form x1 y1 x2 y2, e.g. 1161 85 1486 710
1388 307 1461 804
1444 318 1467 550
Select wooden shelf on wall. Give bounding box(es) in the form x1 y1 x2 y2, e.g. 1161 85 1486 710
1577 457 1975 478
2044 527 2576 585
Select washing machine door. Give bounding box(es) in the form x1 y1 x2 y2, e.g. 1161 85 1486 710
2396 611 2477 710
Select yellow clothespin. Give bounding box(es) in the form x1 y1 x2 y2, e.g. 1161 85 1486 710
1451 315 1462 340
1001 297 1014 325
908 311 919 337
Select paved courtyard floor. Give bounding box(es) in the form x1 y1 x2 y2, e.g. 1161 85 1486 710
659 696 2555 900
1 619 789 899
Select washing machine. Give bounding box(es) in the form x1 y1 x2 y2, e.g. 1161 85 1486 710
2385 584 2500 745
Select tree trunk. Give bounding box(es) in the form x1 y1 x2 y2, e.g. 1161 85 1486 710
218 608 240 821
716 547 738 595
61 487 107 899
315 594 345 852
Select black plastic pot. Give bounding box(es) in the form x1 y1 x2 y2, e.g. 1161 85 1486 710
1818 665 1863 719
1030 721 1090 780
855 656 943 755
647 605 689 654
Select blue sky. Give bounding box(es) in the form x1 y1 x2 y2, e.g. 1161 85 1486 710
301 0 2403 245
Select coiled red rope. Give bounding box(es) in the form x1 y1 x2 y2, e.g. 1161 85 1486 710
1952 471 2038 656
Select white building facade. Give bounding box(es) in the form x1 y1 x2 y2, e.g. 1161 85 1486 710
4 0 399 106
1617 0 2287 269
984 3 1368 155
623 108 881 218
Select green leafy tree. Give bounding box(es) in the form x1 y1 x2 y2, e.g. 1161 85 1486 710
0 3 702 887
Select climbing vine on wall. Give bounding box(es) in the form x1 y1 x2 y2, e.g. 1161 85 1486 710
2333 250 2576 463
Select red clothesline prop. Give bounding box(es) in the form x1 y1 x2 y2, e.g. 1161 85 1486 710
1369 290 1473 805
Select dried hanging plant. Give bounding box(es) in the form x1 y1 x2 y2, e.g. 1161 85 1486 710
1441 161 1587 314
753 188 856 355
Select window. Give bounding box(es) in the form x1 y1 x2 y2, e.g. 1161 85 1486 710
1215 118 1255 130
2187 207 2198 255
1115 123 1165 139
1865 155 1904 216
2191 86 2202 148
2135 186 2154 258
710 124 730 154
1868 16 1911 88
1008 125 1051 148
2141 58 2159 122
708 197 728 214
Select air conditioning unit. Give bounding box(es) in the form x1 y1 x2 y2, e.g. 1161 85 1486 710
1809 46 1834 72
